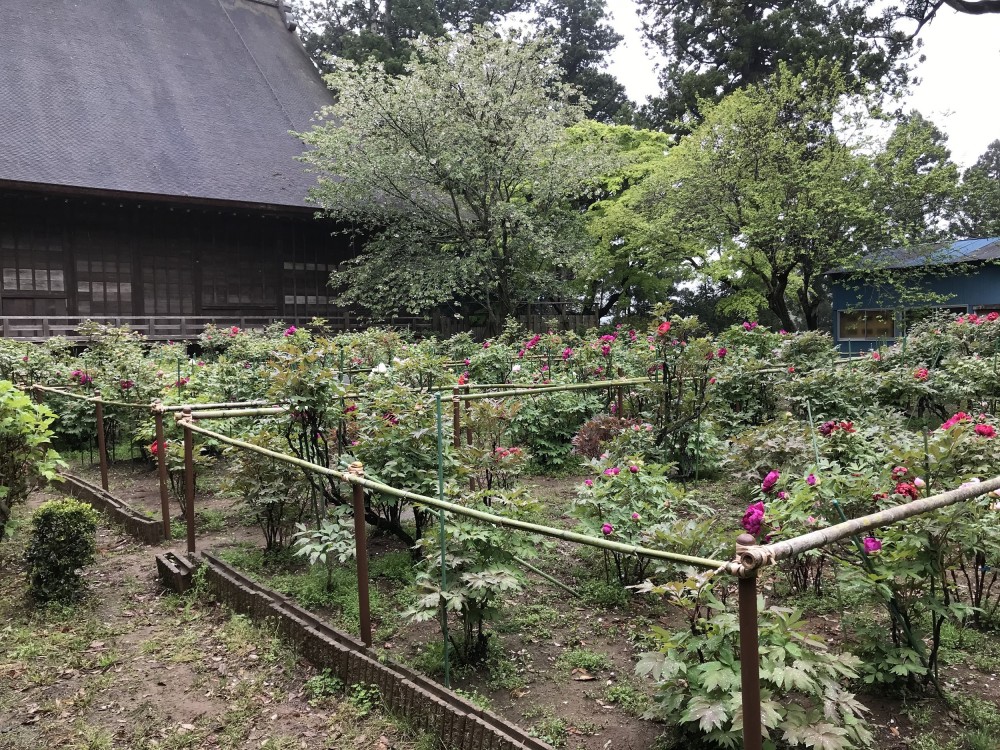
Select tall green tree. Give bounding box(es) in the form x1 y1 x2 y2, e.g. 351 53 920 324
293 0 524 74
533 0 631 123
299 29 608 331
563 121 676 317
872 111 960 245
635 0 916 129
953 140 1000 237
647 62 883 331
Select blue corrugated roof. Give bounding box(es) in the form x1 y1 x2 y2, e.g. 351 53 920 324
830 237 1000 274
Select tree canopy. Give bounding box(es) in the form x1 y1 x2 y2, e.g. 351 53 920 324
293 0 526 74
299 28 611 331
532 0 631 123
638 62 885 331
953 140 1000 237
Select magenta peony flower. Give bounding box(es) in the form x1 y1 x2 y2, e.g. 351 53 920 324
284 325 297 336
562 347 573 360
631 512 640 521
975 424 996 438
601 523 613 535
777 491 788 500
863 537 882 554
942 412 971 430
742 502 765 535
806 474 816 486
584 479 593 488
717 347 727 358
761 470 780 493
629 465 639 473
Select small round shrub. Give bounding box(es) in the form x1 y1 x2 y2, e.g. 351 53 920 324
26 497 100 604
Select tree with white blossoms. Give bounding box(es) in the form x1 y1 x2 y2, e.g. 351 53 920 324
299 27 613 332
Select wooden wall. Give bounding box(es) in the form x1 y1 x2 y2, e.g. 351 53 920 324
0 191 354 320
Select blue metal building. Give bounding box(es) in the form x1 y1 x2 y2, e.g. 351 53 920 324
827 238 1000 353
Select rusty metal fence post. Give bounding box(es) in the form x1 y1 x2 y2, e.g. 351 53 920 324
94 389 109 491
183 408 196 555
736 532 763 750
153 400 171 539
349 461 372 647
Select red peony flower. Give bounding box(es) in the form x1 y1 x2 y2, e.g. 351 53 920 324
657 321 671 336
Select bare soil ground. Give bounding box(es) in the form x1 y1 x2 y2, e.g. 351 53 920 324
0 495 436 750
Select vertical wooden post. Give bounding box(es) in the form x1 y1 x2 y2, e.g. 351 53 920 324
452 388 461 449
183 408 196 555
737 533 763 750
464 386 473 447
153 401 171 539
94 390 109 491
349 462 372 647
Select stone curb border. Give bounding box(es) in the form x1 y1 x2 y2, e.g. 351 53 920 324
58 472 164 545
159 549 552 750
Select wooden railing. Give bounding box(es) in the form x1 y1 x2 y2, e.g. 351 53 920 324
0 311 599 341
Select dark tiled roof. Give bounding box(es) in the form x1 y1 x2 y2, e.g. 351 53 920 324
829 237 1000 275
0 0 334 209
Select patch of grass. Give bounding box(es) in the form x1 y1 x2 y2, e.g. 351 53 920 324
495 603 562 639
604 681 650 716
556 647 612 672
195 508 227 533
369 551 416 583
346 682 382 717
939 622 1000 672
578 579 628 608
453 687 493 711
529 715 568 747
304 669 344 705
485 642 527 692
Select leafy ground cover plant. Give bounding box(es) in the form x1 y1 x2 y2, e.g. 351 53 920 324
636 574 873 750
407 491 542 664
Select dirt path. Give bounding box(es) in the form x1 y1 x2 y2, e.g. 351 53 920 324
0 519 433 750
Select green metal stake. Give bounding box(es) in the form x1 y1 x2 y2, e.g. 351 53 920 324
435 393 451 688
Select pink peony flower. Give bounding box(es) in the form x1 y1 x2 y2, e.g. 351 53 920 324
629 465 639 473
914 477 925 488
562 347 573 360
891 466 908 479
914 368 929 381
584 479 593 487
806 474 816 486
989 312 1000 322
941 412 971 430
743 321 758 331
895 482 918 499
284 325 297 336
871 351 881 361
807 516 817 525
777 491 788 500
631 512 640 521
657 321 671 336
601 523 613 535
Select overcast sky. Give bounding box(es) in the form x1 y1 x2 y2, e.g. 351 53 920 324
604 1 1000 169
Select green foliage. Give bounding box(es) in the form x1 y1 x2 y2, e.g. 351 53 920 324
510 390 601 471
574 458 697 585
953 139 1000 237
303 669 344 705
0 381 64 542
407 491 541 664
652 61 882 332
223 429 311 550
293 505 356 592
25 497 100 604
637 576 872 749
